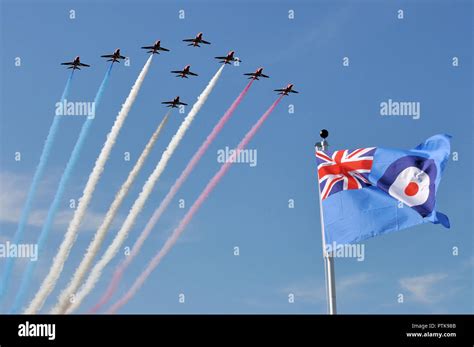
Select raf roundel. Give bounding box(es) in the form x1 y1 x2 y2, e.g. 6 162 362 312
377 156 437 217
388 166 430 206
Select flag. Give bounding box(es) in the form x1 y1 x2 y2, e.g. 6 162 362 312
315 134 451 248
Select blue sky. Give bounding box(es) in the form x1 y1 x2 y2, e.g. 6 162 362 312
0 0 472 314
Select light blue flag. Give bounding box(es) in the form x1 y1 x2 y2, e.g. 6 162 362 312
315 134 451 248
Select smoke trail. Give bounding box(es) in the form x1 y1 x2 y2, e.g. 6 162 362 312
51 110 171 314
24 56 154 314
0 72 74 304
92 80 254 312
65 65 225 314
9 64 114 314
107 96 283 313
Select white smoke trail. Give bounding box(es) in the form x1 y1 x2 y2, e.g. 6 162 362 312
25 55 154 314
51 110 171 314
106 96 284 313
64 65 225 314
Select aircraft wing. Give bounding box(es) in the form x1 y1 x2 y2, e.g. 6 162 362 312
215 56 227 60
243 73 255 76
260 73 269 78
290 90 299 93
201 40 211 44
101 54 114 58
182 39 195 42
61 62 74 65
159 47 170 52
178 102 188 106
188 72 198 76
141 46 154 49
171 70 183 73
79 63 90 67
161 101 173 104
274 89 285 92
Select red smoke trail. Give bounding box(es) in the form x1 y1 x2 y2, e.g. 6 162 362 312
90 80 254 313
106 95 283 313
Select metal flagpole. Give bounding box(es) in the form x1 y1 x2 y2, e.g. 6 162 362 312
315 129 337 314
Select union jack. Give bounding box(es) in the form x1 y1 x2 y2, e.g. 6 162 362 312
315 147 376 200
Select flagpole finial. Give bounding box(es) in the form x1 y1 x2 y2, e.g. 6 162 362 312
320 129 329 139
316 129 329 151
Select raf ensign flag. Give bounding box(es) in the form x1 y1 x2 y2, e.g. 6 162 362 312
315 134 450 247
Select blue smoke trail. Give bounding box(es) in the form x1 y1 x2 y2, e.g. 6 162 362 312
0 72 74 306
9 64 114 313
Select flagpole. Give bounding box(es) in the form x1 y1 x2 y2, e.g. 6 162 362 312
315 129 337 314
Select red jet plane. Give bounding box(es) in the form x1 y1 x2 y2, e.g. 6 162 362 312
161 96 188 108
101 48 126 63
244 67 269 80
274 84 299 96
61 56 90 70
183 32 211 47
215 51 241 64
141 40 170 54
171 65 198 78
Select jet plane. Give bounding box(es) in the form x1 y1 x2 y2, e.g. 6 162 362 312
101 48 126 63
274 84 299 96
171 65 198 78
161 96 188 108
61 56 90 70
183 32 211 47
244 67 269 80
141 40 170 54
215 51 241 64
